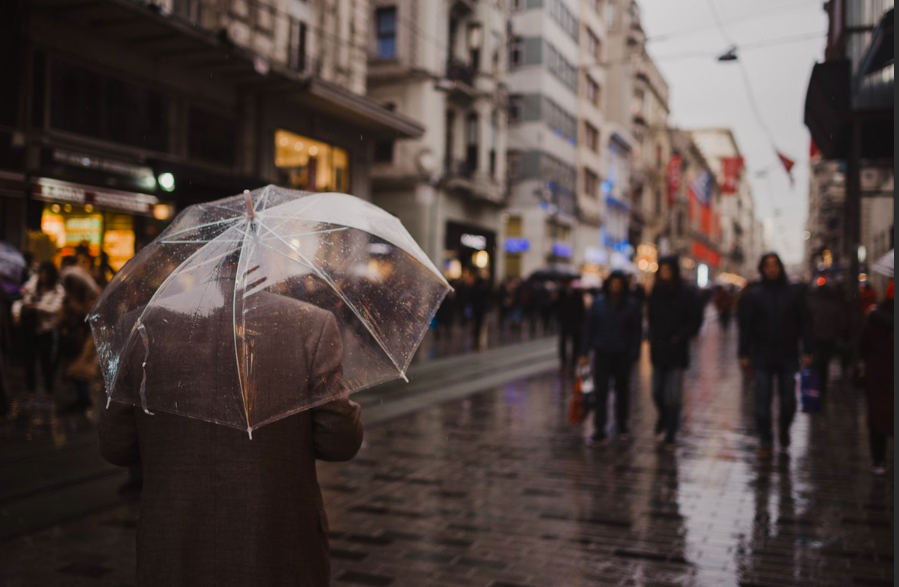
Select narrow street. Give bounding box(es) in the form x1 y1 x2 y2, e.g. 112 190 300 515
0 318 893 587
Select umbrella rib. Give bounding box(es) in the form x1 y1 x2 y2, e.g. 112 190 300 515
258 221 409 382
258 226 349 242
104 222 248 405
161 217 242 241
232 224 253 435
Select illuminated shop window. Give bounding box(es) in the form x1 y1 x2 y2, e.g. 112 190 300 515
275 129 349 193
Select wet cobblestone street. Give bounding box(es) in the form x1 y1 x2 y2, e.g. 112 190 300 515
1 320 893 587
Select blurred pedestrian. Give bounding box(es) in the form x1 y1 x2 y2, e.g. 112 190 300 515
713 285 734 330
469 270 492 350
739 253 812 459
98 296 364 587
12 262 65 402
557 279 585 376
648 257 703 449
807 282 846 398
59 257 101 413
859 281 878 315
858 280 893 475
579 271 642 444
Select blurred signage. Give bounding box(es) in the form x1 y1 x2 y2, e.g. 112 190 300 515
552 243 572 258
667 155 682 204
720 156 744 194
504 238 530 253
585 246 606 264
460 233 487 250
45 148 157 192
32 178 158 215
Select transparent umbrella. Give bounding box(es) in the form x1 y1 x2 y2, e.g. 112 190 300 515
89 185 450 437
0 242 25 284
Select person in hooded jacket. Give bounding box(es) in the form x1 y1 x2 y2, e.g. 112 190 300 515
858 280 893 475
579 271 642 444
648 256 703 449
739 252 812 459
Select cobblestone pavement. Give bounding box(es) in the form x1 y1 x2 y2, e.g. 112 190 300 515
1 320 893 587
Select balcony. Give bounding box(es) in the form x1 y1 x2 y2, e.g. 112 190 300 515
443 157 505 205
439 59 477 102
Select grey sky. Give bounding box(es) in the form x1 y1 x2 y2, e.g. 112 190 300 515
639 0 828 265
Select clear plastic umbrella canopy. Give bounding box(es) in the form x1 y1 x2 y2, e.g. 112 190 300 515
89 185 450 437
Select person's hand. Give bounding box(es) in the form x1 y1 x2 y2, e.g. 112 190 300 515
739 357 751 371
801 354 813 368
577 356 590 368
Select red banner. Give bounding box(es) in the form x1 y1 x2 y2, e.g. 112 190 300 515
720 156 744 194
667 155 682 205
691 240 721 268
701 206 712 235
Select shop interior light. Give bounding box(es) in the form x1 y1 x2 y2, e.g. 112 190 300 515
153 204 175 221
308 146 319 156
697 263 709 288
158 172 176 192
51 204 61 213
473 250 490 269
293 141 304 152
84 204 94 213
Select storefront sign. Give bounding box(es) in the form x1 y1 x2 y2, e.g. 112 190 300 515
460 233 487 250
504 238 530 253
32 178 159 215
552 243 572 258
584 246 606 265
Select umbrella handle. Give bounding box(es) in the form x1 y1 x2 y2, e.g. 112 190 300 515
244 190 255 220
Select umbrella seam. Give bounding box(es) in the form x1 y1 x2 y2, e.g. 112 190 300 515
232 223 254 435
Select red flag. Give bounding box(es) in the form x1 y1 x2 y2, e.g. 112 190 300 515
777 151 795 175
809 140 820 160
720 156 744 194
667 155 682 205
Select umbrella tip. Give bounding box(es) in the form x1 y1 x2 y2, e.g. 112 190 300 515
247 427 253 440
244 190 255 220
400 371 409 383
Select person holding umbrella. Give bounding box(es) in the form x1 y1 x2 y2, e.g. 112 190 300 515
95 186 450 586
578 270 642 444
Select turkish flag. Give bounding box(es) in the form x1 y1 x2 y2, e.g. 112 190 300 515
720 156 744 194
810 140 821 160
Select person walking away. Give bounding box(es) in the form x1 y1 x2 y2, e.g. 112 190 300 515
12 262 64 405
579 271 642 444
648 257 703 449
713 286 734 330
557 279 586 376
98 294 364 587
807 282 846 399
59 256 102 413
739 252 812 459
858 280 893 475
469 271 492 350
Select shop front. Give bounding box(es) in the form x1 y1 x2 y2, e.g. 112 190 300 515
274 129 350 193
31 177 167 269
444 221 496 282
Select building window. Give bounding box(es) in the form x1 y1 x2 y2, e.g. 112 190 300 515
275 129 349 193
375 7 397 59
606 0 617 29
445 110 455 169
465 112 479 175
507 151 521 182
510 37 524 67
468 23 482 71
508 95 523 123
490 109 498 178
585 76 600 106
584 168 599 197
374 140 394 163
585 122 599 152
288 18 308 71
585 28 601 62
189 106 236 166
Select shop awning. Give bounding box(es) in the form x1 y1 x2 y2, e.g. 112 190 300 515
32 177 159 216
28 0 424 139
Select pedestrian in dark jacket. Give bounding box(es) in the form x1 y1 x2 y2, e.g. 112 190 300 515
738 252 812 459
807 282 846 398
648 256 703 448
579 271 642 444
557 279 586 375
858 281 893 475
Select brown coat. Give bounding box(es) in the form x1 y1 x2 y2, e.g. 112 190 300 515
98 297 363 587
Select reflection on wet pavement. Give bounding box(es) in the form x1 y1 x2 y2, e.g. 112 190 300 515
1 321 892 586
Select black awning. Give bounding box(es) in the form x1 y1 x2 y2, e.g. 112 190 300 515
804 60 851 160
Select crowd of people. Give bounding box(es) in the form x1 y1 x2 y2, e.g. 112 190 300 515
556 251 892 473
0 245 108 417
